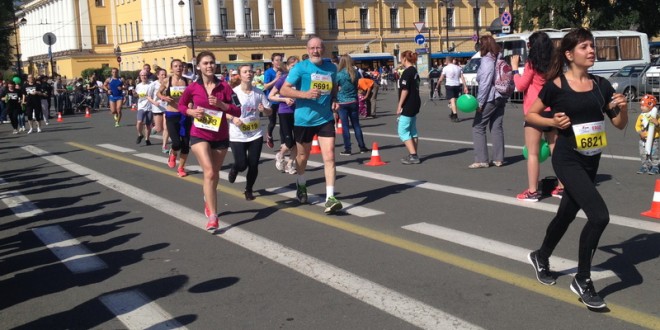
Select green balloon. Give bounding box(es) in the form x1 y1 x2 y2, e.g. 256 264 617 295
12 76 21 84
456 94 478 113
523 139 551 163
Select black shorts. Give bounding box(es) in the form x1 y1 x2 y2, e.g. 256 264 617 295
445 85 462 99
190 136 229 150
294 120 335 144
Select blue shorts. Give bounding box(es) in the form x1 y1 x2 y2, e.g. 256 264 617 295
397 115 418 142
109 95 123 102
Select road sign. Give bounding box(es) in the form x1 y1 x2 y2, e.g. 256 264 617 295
502 26 511 33
472 33 479 42
43 32 57 46
500 11 512 26
413 22 425 33
117 56 122 63
414 34 426 45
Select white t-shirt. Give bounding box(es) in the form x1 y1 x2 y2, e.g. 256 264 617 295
442 64 463 86
149 81 166 114
135 82 152 111
229 86 271 142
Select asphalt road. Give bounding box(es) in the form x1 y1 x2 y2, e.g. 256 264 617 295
2 87 660 330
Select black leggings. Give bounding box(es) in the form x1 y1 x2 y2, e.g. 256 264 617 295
267 103 279 138
278 112 295 149
8 106 20 129
539 152 609 280
166 113 191 154
229 137 264 192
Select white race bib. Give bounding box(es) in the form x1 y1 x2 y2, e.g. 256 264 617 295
193 108 223 132
572 120 607 156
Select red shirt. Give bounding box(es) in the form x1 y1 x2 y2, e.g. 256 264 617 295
178 78 241 141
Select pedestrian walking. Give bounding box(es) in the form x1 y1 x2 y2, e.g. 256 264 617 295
336 54 369 156
437 56 468 123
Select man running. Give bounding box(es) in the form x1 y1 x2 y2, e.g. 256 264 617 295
279 37 343 214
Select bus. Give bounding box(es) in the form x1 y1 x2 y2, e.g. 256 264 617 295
497 29 650 78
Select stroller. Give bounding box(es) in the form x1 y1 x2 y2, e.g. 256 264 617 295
73 91 94 114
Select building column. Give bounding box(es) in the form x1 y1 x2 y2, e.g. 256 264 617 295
233 0 246 37
66 0 78 50
182 0 192 39
156 0 166 40
149 0 158 40
281 0 293 36
78 0 92 50
303 0 315 35
164 0 174 37
257 0 270 36
141 0 151 41
208 0 221 36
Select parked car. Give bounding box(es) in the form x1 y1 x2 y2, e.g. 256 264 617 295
608 59 660 101
645 56 660 97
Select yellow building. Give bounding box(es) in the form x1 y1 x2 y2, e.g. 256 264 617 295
17 0 509 78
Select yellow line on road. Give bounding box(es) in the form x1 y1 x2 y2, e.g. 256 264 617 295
68 142 660 329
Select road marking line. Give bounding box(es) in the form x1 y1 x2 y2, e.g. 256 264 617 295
265 187 384 217
402 222 616 281
31 225 108 274
99 290 187 330
26 144 482 330
38 143 660 329
0 190 43 218
96 143 660 233
0 177 7 185
97 144 136 153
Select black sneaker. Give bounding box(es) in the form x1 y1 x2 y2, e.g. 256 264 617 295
145 140 152 146
136 135 143 144
228 168 238 184
359 147 370 154
570 277 607 309
339 150 352 156
296 183 308 204
527 250 556 285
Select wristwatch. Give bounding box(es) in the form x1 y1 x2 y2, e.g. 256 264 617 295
512 70 519 75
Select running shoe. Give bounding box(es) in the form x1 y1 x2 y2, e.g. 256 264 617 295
12 130 18 134
177 167 188 177
637 166 650 174
570 277 606 309
27 128 33 134
517 189 540 202
340 150 352 156
136 135 143 144
206 215 219 231
401 154 421 165
266 135 274 149
527 250 555 285
551 187 564 199
650 166 659 175
145 140 152 146
167 153 176 168
275 152 285 172
244 190 255 201
228 168 238 183
296 183 308 204
359 147 370 154
162 147 171 154
285 160 297 175
114 121 120 127
324 196 343 214
37 127 42 133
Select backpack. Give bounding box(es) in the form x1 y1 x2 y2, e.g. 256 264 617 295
492 55 515 98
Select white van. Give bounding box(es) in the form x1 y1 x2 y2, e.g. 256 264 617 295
462 52 481 96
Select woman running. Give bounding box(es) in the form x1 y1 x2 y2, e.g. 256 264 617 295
104 68 124 127
158 59 191 177
1 80 23 134
269 55 299 174
149 68 169 153
22 75 45 134
178 51 241 231
228 64 272 200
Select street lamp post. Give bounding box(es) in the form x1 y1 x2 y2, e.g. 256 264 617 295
178 0 201 64
445 0 453 52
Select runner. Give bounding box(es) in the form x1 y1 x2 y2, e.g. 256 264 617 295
1 80 23 134
178 51 241 231
104 68 124 127
158 59 191 176
269 55 299 174
228 64 272 200
134 70 153 145
279 37 343 214
22 75 45 134
149 68 169 153
262 53 283 148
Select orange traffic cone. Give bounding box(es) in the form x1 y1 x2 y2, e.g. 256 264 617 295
642 179 660 219
310 135 321 154
131 104 137 111
364 142 387 166
85 107 91 118
57 112 63 122
336 119 343 134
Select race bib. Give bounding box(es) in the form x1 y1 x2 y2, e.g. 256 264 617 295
193 108 223 132
26 87 36 95
238 116 260 133
170 86 186 98
572 120 607 156
137 92 147 98
310 73 332 95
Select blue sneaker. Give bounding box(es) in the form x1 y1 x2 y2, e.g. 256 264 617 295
649 166 659 175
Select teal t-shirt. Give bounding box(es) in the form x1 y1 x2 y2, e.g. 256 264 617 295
286 59 336 127
336 69 358 104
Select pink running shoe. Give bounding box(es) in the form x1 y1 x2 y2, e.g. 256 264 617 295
177 167 188 177
206 216 219 231
167 153 176 168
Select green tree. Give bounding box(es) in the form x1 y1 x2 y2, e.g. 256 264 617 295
0 0 17 71
515 0 659 38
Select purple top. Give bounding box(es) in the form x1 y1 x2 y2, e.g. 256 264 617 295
274 74 294 114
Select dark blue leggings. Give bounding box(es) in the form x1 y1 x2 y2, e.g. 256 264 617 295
539 153 609 280
230 137 264 192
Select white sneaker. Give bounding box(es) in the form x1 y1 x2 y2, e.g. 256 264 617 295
27 128 33 134
275 152 285 172
45 121 49 125
37 127 42 133
12 130 18 134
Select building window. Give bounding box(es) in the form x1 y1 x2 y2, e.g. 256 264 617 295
95 0 104 7
419 7 426 23
268 8 275 30
389 8 399 30
447 7 455 29
117 24 122 43
245 8 252 31
328 8 338 30
219 8 228 31
130 22 134 42
124 24 128 42
135 21 140 40
229 54 237 61
251 54 263 60
96 26 107 44
359 8 369 31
